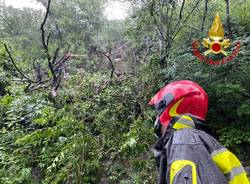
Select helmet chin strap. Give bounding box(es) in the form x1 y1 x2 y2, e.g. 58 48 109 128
154 116 162 138
154 116 179 138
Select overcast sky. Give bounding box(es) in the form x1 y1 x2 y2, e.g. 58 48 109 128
5 0 42 10
4 0 129 20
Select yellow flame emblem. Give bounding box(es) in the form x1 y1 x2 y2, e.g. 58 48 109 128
202 12 230 56
209 12 225 39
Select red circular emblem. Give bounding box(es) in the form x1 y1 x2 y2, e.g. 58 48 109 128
212 43 221 52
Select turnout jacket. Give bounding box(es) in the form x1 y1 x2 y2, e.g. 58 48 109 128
152 115 250 184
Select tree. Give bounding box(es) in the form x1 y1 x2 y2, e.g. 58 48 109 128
129 0 204 68
225 0 233 38
2 0 105 96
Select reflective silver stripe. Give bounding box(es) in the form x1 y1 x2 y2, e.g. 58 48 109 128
225 165 246 181
211 148 227 157
176 116 195 128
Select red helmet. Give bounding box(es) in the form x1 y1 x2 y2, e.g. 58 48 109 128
149 80 208 127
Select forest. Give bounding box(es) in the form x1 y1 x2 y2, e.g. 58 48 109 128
0 0 250 183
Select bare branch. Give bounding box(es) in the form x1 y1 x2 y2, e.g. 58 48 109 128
55 73 62 91
172 0 186 33
201 0 208 31
4 44 55 92
151 12 166 42
40 0 52 60
170 0 201 45
4 44 34 83
152 0 202 66
0 14 20 35
24 83 32 92
53 53 70 68
2 0 74 96
33 61 43 83
48 61 56 80
179 0 186 20
150 1 166 42
27 82 51 92
99 43 115 80
225 0 233 38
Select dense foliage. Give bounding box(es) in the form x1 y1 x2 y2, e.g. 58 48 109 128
0 0 249 183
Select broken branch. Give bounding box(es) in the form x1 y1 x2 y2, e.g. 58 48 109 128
4 44 34 83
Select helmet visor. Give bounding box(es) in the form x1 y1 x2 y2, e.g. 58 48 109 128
154 93 174 116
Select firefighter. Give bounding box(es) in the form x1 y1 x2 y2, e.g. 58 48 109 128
149 80 250 184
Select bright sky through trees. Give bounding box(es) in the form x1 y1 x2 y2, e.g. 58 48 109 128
104 1 130 20
5 0 42 10
5 0 129 20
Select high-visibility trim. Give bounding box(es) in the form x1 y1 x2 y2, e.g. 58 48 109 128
169 98 184 117
173 122 192 129
170 160 197 184
211 148 228 157
172 115 195 129
181 115 193 121
211 148 250 184
212 149 242 173
179 115 195 127
225 166 245 181
228 172 249 184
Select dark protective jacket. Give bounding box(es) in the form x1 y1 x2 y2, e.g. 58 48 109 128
152 114 250 184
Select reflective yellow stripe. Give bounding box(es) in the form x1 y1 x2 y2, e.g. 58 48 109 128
170 160 197 184
182 115 193 121
229 172 249 184
212 149 241 173
172 115 195 129
212 149 250 183
173 122 192 129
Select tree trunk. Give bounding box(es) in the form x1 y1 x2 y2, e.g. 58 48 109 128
225 0 233 38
